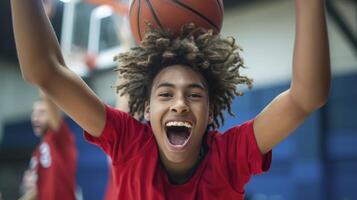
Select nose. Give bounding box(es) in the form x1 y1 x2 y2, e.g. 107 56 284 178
170 96 189 114
31 112 40 123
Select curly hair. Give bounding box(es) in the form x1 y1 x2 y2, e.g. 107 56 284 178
114 22 252 129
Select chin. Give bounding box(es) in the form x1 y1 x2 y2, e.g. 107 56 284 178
33 128 44 137
34 132 43 137
34 134 40 138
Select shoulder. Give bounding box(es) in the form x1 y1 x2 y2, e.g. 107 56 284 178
207 119 256 157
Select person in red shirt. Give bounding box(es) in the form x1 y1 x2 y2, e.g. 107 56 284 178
11 0 330 199
18 93 77 200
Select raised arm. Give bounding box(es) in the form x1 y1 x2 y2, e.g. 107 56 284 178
254 0 330 154
11 0 105 136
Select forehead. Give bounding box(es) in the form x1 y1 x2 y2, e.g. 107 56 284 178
152 65 207 90
32 101 46 110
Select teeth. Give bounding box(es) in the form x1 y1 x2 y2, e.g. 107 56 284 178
166 121 192 128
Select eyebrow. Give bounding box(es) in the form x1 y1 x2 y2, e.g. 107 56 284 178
155 82 206 90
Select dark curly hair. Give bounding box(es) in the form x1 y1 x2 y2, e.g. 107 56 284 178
114 22 252 129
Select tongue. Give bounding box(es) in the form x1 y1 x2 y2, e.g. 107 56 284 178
168 131 188 145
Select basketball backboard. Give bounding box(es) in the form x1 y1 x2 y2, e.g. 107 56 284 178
60 0 132 77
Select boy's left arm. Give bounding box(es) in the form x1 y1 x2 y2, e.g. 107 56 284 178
254 0 330 154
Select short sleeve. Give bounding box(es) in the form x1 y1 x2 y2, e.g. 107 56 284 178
83 104 151 164
220 119 272 189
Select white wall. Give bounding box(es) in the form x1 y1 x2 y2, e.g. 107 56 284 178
222 0 357 88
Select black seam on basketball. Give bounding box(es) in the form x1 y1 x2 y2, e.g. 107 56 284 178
145 0 164 30
171 0 220 32
215 0 223 18
129 0 136 16
137 0 142 41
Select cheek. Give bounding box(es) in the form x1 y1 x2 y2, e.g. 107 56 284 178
194 105 210 129
39 116 49 125
195 102 210 117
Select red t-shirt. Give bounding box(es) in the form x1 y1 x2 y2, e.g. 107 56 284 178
30 121 77 200
85 105 271 200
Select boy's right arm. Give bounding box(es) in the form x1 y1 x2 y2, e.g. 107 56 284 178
11 0 105 137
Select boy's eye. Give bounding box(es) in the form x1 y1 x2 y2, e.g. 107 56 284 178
158 92 172 97
189 93 202 98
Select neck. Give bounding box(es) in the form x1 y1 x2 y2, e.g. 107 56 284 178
159 145 205 184
39 133 47 140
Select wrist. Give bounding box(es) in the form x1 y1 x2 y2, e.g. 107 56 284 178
295 0 326 17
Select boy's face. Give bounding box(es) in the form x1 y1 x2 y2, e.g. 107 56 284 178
146 65 211 164
31 100 49 137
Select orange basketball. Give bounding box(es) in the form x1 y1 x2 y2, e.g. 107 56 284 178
129 0 224 44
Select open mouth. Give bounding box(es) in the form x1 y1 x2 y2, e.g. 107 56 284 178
165 121 192 148
32 124 41 130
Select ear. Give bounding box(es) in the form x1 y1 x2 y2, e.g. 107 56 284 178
144 101 150 121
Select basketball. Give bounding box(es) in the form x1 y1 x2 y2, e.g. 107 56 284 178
129 0 224 44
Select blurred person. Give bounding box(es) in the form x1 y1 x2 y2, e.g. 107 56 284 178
18 1 77 199
18 92 77 200
11 0 330 199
